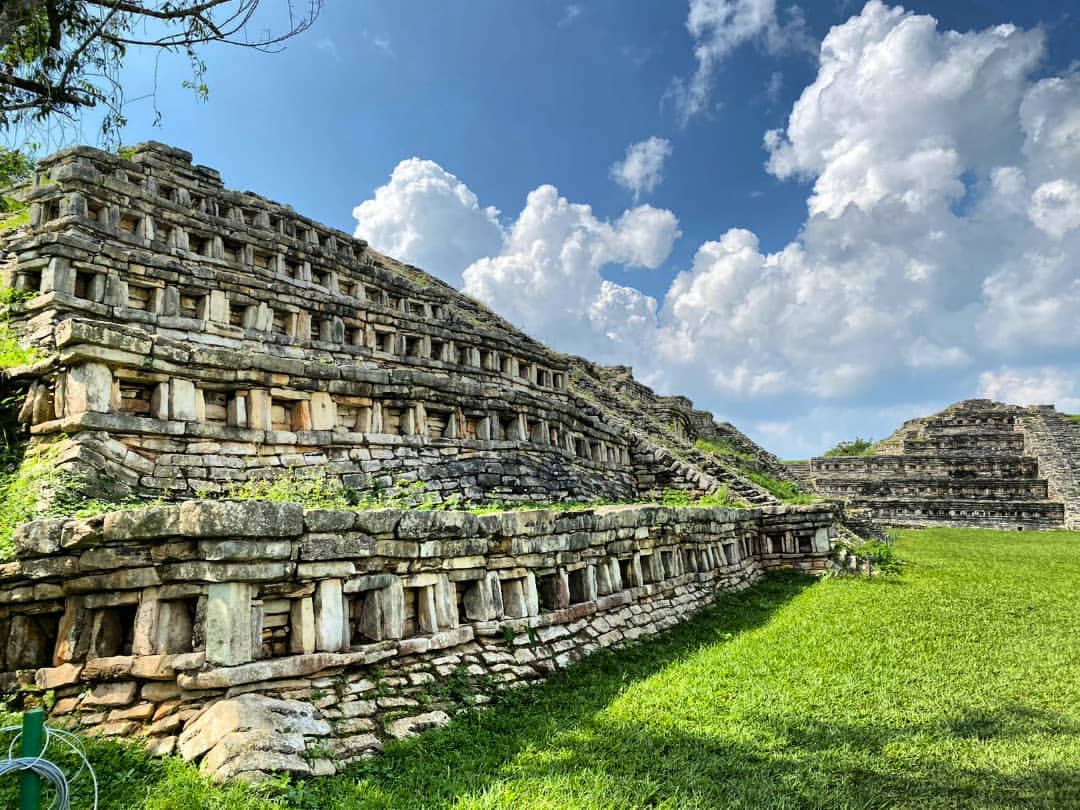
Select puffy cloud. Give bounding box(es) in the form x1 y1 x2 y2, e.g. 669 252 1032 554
352 3 1080 456
609 137 673 200
671 0 814 122
978 368 1080 411
463 186 679 359
651 2 1080 411
764 1 1043 217
1029 180 1080 239
352 159 503 287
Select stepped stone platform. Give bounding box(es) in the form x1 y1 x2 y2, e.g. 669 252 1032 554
2 500 835 779
0 141 801 509
808 400 1079 530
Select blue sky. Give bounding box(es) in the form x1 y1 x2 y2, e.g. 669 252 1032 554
41 1 1080 457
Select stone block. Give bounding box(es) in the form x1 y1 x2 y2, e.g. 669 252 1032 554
83 681 138 707
310 392 336 431
102 506 181 541
178 500 303 537
170 379 198 421
247 389 272 431
64 363 112 414
359 579 404 641
205 582 253 667
289 597 316 655
313 579 346 652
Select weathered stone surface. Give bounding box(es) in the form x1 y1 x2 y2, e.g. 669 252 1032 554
205 582 252 666
178 694 330 780
83 681 138 706
102 506 181 541
809 399 1071 530
179 501 303 538
385 710 450 739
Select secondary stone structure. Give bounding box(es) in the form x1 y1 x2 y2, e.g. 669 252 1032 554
807 400 1080 530
0 142 799 508
2 500 835 780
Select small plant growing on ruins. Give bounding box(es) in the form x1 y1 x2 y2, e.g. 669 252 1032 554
332 673 351 698
742 471 817 505
304 742 334 762
501 624 517 647
657 486 748 509
226 469 353 509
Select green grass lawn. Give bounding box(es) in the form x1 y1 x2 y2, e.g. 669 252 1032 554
4 528 1079 809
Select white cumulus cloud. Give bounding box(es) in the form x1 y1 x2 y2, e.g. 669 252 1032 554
352 159 503 288
463 186 680 359
609 137 674 200
978 368 1080 411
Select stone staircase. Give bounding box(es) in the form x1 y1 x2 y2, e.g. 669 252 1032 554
1019 407 1080 529
808 400 1068 530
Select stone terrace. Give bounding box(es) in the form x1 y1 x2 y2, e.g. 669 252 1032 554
3 500 835 780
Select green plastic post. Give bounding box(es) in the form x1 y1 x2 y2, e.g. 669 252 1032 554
18 708 44 810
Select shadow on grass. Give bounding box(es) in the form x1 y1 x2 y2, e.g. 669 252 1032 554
280 571 820 809
318 700 1080 809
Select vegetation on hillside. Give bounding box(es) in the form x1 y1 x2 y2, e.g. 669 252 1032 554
693 436 755 463
0 527 1076 808
823 436 877 456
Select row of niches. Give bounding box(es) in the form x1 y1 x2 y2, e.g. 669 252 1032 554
30 193 436 315
45 147 364 263
45 367 625 464
0 540 753 672
14 261 567 391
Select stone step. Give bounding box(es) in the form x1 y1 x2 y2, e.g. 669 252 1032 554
811 455 1039 480
902 434 1026 456
816 478 1050 500
854 497 1065 530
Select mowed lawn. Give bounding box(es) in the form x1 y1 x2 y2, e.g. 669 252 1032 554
8 528 1080 809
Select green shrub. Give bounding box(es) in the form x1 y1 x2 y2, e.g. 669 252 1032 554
0 322 38 368
822 437 877 457
694 437 755 462
657 486 747 509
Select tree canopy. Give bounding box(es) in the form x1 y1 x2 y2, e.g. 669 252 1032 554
0 0 322 139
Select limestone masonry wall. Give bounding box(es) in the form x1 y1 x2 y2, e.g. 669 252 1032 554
0 141 798 507
808 400 1077 529
0 500 835 780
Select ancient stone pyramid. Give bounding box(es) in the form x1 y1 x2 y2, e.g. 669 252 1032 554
0 141 799 509
808 399 1080 530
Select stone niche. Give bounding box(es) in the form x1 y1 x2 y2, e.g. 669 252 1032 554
0 500 835 781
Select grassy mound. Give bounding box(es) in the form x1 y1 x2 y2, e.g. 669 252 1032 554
1 527 1077 808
